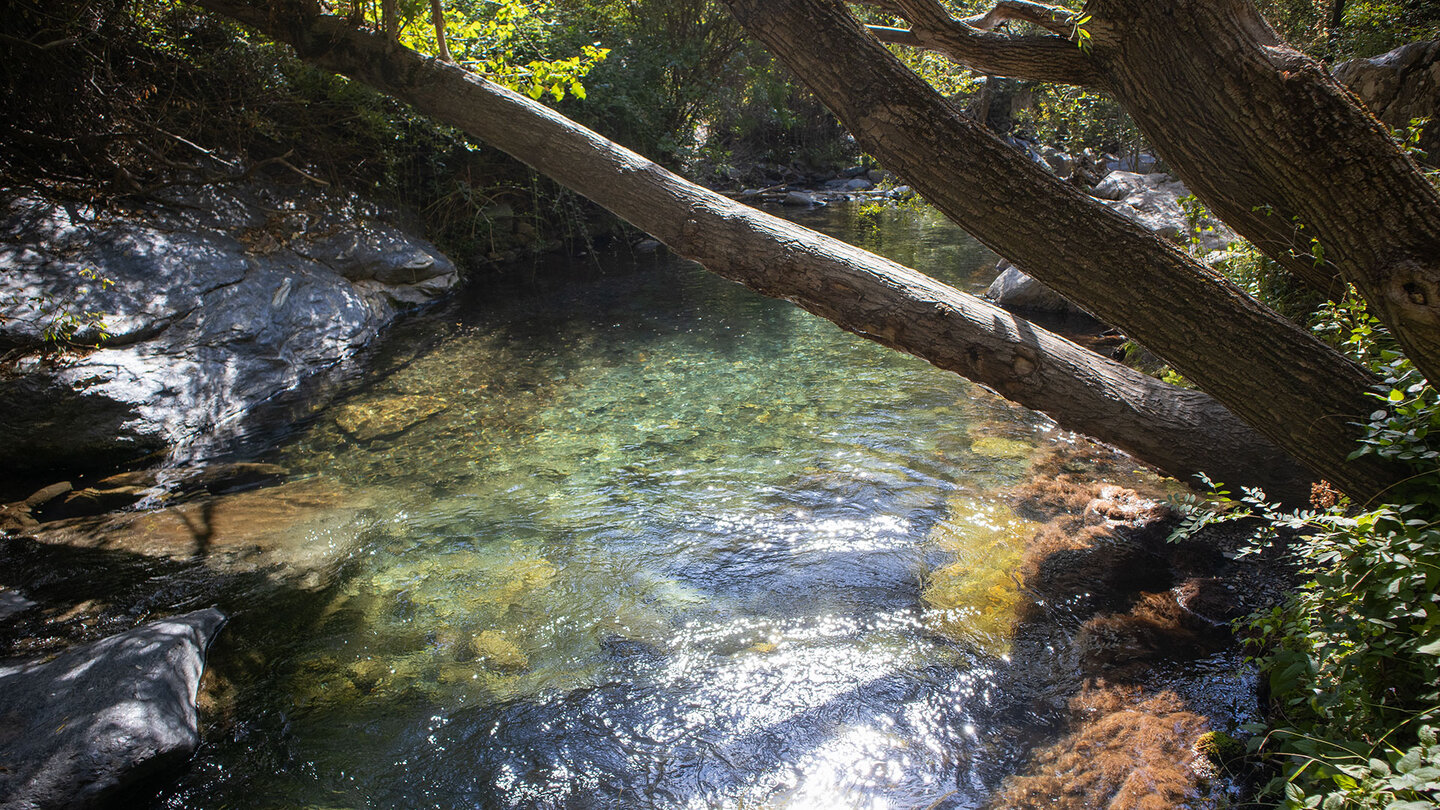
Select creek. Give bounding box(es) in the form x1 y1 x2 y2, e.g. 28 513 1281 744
56 201 1227 808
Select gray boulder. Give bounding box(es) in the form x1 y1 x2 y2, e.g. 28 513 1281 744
0 182 460 474
782 191 823 207
1090 171 1236 253
1334 39 1440 166
0 608 227 810
1040 145 1076 177
985 261 1093 317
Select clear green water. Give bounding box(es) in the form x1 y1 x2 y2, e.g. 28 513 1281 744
158 202 1073 809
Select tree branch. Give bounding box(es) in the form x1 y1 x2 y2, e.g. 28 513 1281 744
855 0 1097 85
865 25 922 47
963 0 1076 37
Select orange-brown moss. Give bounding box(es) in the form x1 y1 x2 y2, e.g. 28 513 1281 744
991 682 1214 810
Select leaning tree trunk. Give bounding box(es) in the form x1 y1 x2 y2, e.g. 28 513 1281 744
723 0 1399 499
1090 0 1440 379
853 0 1440 387
187 0 1327 500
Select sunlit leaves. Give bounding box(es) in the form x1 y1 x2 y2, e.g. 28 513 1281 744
398 0 609 102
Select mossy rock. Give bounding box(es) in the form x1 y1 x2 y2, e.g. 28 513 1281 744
922 496 1037 654
1196 730 1247 766
473 630 528 673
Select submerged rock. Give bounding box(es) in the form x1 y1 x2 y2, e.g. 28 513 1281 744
0 608 227 810
334 394 450 442
472 630 528 673
0 181 460 476
26 477 389 578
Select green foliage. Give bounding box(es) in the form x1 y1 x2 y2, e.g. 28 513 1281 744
1172 481 1440 810
1172 278 1440 807
1254 0 1440 59
1014 86 1137 154
399 0 609 101
1310 290 1440 508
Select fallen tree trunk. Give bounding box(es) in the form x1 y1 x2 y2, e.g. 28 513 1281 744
724 0 1398 500
189 0 1318 500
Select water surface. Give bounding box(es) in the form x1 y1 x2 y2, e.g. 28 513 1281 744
157 201 1087 809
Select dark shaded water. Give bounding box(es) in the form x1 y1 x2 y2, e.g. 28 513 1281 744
133 201 1157 809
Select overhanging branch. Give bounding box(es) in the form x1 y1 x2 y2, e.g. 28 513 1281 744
854 0 1097 85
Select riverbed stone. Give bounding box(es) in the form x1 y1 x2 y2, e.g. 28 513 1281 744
175 462 289 494
92 470 159 490
782 191 822 207
50 485 148 520
0 588 37 621
26 477 392 578
0 503 39 533
334 394 450 441
473 630 528 673
23 482 72 510
0 180 460 476
0 608 227 810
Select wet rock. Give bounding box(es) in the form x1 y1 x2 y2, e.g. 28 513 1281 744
0 181 460 476
23 482 72 510
970 436 1034 459
92 470 158 490
1174 577 1244 625
782 191 823 207
1085 484 1172 526
843 177 874 191
0 588 37 621
50 485 148 520
334 394 450 441
0 608 227 810
27 477 390 578
0 503 38 533
175 462 288 494
473 630 528 673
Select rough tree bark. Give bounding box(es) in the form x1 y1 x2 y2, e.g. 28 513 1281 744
725 0 1399 499
187 0 1328 500
853 0 1440 388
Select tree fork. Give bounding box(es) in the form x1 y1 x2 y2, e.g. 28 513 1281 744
188 0 1335 500
853 0 1440 386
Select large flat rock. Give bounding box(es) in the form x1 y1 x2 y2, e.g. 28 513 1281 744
0 608 227 810
0 182 460 475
